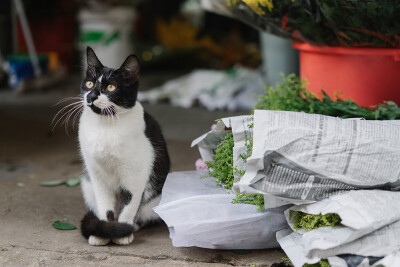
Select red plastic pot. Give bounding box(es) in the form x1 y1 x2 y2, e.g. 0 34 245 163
293 42 400 107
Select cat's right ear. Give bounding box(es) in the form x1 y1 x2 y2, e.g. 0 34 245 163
86 47 102 73
119 54 140 81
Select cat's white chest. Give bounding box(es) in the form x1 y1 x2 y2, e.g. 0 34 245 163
79 103 154 186
82 128 122 160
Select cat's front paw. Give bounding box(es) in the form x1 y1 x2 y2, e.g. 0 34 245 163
88 235 110 246
112 233 134 245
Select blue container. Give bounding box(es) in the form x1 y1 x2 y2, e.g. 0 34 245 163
7 54 48 90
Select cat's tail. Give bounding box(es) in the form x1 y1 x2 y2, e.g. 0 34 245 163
80 210 134 239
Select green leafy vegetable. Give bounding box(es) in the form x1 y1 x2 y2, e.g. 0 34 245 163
52 220 77 230
232 193 264 211
290 211 342 231
205 133 235 189
303 259 331 267
254 74 400 120
204 127 265 210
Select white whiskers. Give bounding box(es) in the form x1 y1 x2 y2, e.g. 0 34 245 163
52 95 120 134
51 95 84 134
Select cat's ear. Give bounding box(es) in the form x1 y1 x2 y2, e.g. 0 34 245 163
86 47 103 71
119 54 140 81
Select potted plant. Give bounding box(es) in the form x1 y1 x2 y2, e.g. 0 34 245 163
204 0 400 107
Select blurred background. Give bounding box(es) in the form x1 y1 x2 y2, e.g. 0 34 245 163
1 1 400 264
0 0 294 95
0 2 298 263
0 0 301 187
0 0 300 175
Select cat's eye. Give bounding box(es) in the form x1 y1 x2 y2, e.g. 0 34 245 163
107 84 116 92
85 81 94 89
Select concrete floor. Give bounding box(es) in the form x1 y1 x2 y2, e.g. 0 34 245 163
0 75 288 266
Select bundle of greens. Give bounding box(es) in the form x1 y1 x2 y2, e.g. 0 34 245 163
205 131 265 210
290 211 342 231
303 259 331 267
205 133 235 189
205 74 400 215
254 73 400 120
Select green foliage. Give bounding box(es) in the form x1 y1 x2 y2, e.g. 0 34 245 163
234 0 400 48
290 210 342 231
303 259 331 267
232 194 265 211
253 74 315 113
205 133 235 189
254 74 400 120
205 129 265 210
239 126 254 164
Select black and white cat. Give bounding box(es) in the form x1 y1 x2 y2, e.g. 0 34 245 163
79 47 170 246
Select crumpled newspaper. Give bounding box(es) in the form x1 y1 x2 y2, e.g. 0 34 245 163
278 190 400 267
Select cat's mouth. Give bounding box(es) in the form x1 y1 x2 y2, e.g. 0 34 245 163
88 103 116 116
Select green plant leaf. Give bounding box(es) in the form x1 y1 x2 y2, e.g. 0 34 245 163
52 221 77 230
40 180 66 187
65 178 81 187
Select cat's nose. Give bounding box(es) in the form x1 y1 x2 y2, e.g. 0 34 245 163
87 90 100 103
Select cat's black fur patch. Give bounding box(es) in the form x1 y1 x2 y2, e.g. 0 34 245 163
119 188 132 212
143 111 170 199
106 210 115 221
82 169 90 181
81 210 134 239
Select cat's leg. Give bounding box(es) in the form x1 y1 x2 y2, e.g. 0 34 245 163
133 195 162 231
85 175 117 246
91 177 117 221
81 174 97 214
81 177 111 246
112 175 148 245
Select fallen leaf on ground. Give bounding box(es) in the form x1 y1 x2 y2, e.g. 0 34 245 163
40 177 81 187
65 178 81 187
52 221 77 230
40 180 66 187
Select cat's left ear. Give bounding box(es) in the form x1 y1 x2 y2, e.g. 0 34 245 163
86 47 103 70
119 55 140 81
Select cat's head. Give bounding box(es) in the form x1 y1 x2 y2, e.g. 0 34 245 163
81 47 140 116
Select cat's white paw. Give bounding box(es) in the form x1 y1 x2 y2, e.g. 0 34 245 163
112 233 134 245
88 235 110 246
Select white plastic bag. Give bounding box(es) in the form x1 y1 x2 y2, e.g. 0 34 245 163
154 171 289 249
